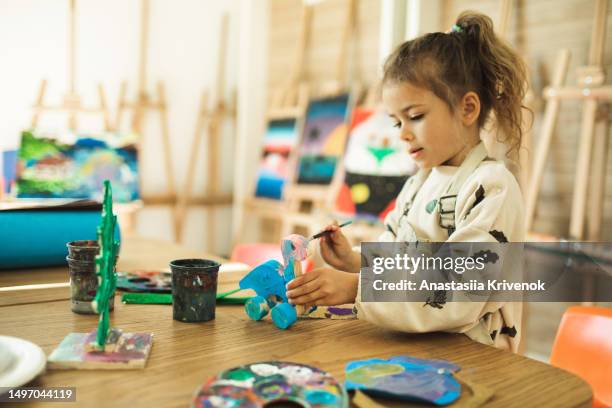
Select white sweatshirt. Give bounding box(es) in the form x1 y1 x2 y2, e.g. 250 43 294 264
355 143 524 352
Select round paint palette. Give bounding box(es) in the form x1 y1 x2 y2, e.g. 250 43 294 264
192 361 348 408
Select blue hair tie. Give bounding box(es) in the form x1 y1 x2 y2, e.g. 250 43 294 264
450 24 463 33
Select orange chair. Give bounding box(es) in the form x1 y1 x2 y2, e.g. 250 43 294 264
550 306 612 408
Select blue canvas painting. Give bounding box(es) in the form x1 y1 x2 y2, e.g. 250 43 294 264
16 131 139 203
255 118 298 200
296 94 350 185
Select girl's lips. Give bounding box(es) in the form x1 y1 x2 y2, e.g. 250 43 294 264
410 147 424 158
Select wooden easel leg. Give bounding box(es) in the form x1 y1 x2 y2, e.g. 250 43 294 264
519 91 535 196
157 82 178 240
587 104 609 241
569 99 598 240
176 92 209 242
115 81 128 132
31 79 48 129
582 105 609 305
207 117 221 253
98 83 111 131
524 50 570 232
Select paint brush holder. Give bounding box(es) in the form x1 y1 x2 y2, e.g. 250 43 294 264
170 259 220 323
66 256 115 314
66 240 99 261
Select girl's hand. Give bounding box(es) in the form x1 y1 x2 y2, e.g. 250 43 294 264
319 221 360 272
286 267 358 306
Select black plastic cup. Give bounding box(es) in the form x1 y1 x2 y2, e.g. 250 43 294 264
170 259 220 323
67 240 99 261
66 256 115 314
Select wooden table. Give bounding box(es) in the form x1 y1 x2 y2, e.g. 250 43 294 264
0 238 592 407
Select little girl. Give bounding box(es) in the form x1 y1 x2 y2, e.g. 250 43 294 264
286 12 527 352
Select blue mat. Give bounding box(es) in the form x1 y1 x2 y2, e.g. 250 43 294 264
0 208 120 269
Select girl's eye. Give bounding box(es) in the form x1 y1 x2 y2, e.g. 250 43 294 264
410 113 425 121
393 122 401 129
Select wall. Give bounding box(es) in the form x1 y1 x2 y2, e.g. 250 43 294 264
0 0 240 255
268 0 382 92
441 0 612 240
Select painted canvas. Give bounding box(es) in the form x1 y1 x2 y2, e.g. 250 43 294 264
335 108 417 222
296 94 350 185
254 118 298 200
48 330 153 370
16 130 139 202
345 355 461 405
2 150 17 194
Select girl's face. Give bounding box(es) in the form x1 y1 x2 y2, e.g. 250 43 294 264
382 81 477 169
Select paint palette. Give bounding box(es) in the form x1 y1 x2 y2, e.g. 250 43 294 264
192 361 348 408
345 356 461 405
116 270 172 293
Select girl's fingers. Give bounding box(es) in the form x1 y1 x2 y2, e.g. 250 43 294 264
288 291 325 305
286 270 318 290
286 279 322 299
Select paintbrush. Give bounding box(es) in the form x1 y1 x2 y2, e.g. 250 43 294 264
307 220 352 243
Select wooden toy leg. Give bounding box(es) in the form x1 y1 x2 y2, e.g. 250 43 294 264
293 259 307 316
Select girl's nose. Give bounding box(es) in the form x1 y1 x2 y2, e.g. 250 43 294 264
400 129 415 142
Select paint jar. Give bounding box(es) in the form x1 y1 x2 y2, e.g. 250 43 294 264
66 256 115 314
66 240 99 261
170 259 220 323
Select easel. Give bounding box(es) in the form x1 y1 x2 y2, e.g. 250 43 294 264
526 0 609 242
175 14 236 251
281 0 360 240
28 0 145 235
114 0 177 237
237 4 313 246
525 0 609 304
31 0 111 132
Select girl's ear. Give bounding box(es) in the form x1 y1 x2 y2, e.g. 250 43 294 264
460 91 481 127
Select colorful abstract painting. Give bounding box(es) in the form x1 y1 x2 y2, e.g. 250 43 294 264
16 131 139 202
335 108 417 222
254 118 298 200
193 361 348 407
345 355 461 405
296 94 350 185
47 330 153 370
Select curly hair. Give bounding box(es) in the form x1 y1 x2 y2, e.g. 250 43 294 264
382 11 528 157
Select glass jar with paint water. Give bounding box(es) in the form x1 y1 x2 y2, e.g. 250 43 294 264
170 259 220 323
66 240 115 314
